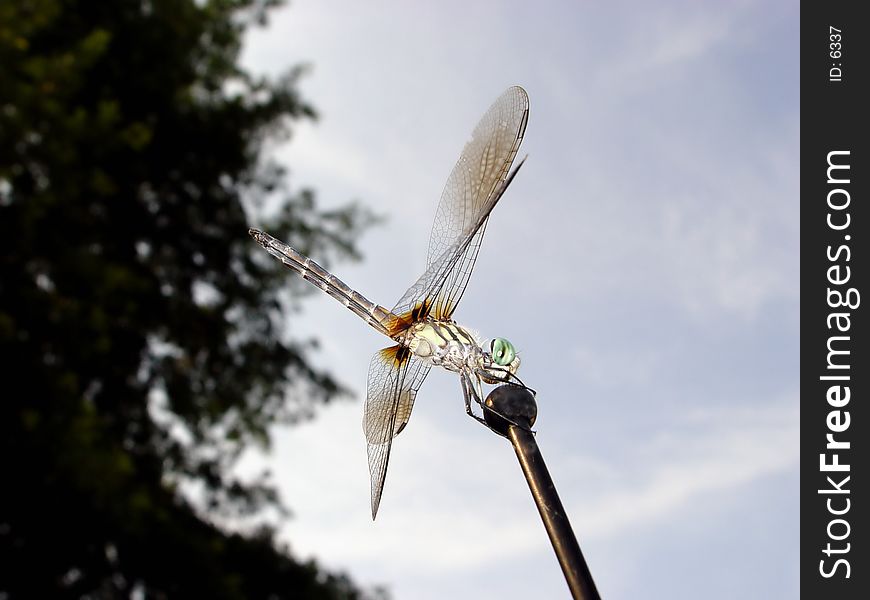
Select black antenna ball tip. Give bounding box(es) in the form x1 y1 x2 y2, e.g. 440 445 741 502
484 385 537 435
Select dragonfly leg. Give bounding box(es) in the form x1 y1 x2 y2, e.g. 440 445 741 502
461 370 535 434
479 365 536 397
473 368 535 433
461 372 488 427
506 371 536 396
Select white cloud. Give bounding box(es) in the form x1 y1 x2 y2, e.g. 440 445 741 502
571 398 799 540
594 9 736 95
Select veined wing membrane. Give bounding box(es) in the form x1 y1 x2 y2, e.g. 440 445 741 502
391 86 529 321
364 345 431 519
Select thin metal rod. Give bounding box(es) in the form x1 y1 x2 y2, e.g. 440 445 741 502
484 385 600 599
507 424 601 600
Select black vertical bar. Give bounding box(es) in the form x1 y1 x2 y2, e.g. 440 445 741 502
802 2 868 598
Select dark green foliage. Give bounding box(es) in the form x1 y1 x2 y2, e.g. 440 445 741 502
0 1 377 597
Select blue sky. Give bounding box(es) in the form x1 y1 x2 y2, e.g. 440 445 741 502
236 1 799 598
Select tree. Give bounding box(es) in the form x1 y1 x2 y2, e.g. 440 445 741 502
0 1 376 597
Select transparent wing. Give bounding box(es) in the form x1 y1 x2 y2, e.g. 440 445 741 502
391 86 529 321
363 345 431 519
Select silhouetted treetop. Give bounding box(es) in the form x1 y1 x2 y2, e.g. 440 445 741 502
1 1 379 597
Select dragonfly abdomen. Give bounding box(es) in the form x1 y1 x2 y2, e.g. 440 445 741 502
249 228 400 337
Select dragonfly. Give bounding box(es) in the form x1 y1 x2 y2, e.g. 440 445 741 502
250 86 530 519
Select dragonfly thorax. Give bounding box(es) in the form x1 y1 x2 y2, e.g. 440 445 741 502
404 319 520 381
405 320 480 372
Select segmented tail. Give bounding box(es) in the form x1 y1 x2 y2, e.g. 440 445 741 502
249 229 406 337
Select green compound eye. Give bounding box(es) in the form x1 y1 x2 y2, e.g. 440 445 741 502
490 338 516 367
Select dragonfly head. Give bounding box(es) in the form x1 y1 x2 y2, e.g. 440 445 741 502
483 337 521 378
